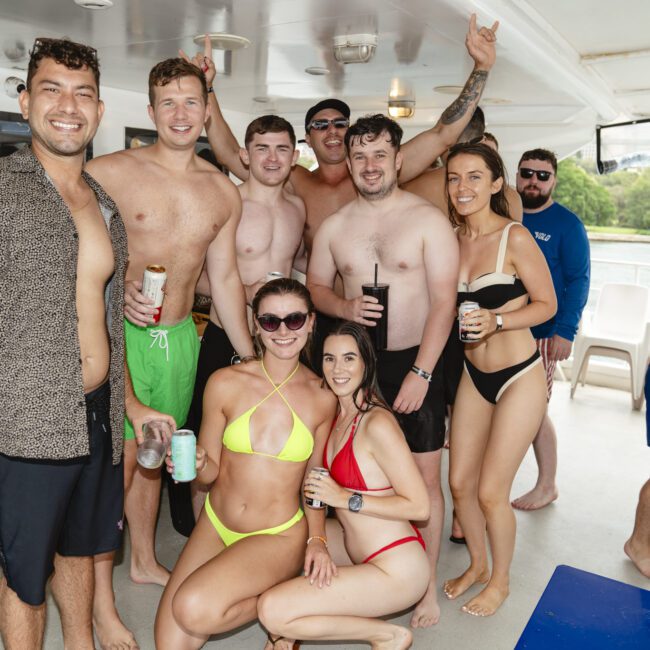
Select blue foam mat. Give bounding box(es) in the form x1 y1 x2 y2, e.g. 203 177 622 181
516 565 650 649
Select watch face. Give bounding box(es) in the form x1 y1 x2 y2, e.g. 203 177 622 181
349 493 363 512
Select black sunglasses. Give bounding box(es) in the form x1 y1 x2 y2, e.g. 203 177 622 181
257 311 309 332
519 168 553 182
308 118 349 131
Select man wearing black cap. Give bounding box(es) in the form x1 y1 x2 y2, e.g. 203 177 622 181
195 14 497 255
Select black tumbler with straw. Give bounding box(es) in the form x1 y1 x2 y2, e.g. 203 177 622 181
361 263 389 350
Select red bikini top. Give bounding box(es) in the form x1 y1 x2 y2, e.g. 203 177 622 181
323 411 391 492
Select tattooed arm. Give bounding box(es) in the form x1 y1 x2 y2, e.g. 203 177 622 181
399 14 498 183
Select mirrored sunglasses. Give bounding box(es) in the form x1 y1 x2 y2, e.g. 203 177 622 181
308 118 350 131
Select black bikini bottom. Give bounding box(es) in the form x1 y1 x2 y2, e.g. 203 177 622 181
463 350 541 404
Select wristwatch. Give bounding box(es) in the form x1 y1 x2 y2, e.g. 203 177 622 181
495 313 503 331
348 492 364 512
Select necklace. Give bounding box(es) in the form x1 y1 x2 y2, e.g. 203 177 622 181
70 190 94 213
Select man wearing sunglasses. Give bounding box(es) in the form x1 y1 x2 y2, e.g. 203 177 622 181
194 14 497 257
307 114 458 628
0 37 173 650
512 148 590 512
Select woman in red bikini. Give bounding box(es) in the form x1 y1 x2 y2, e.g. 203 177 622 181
258 321 430 650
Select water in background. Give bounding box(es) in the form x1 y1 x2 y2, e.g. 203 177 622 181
588 241 650 316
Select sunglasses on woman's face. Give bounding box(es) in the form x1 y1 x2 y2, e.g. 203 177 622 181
257 312 308 332
519 167 553 182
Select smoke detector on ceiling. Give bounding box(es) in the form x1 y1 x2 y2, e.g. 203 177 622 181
74 0 114 8
332 34 377 64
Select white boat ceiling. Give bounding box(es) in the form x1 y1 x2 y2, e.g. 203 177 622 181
1 0 648 165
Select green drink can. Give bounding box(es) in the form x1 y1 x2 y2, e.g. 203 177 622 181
171 429 196 482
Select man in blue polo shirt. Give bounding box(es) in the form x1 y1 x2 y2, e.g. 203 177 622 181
512 148 590 510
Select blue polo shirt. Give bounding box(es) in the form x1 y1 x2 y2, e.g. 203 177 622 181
523 201 590 341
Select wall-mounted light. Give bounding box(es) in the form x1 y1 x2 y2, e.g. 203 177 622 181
388 99 415 119
4 76 26 98
332 34 377 64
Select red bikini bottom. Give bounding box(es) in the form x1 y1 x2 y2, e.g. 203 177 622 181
362 525 426 564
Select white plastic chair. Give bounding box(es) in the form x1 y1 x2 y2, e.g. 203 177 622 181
570 283 650 410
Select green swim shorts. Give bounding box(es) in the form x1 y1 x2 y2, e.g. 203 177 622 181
124 315 200 440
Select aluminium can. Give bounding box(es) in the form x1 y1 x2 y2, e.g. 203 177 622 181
171 429 196 482
458 301 480 342
142 264 166 324
305 467 329 509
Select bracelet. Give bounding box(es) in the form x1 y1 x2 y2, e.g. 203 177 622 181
207 86 214 94
306 535 328 548
411 365 432 382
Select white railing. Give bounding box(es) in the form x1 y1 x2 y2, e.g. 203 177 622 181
587 258 650 318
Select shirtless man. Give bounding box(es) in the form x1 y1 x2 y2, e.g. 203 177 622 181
307 114 459 628
197 14 498 254
86 58 254 649
403 114 522 545
402 109 523 221
0 38 171 650
187 114 306 518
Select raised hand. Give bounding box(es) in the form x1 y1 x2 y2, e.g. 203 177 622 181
179 34 216 86
466 13 499 71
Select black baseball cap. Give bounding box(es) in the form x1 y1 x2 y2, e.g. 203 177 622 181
304 99 351 131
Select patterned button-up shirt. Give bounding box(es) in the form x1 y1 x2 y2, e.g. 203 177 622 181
0 146 128 464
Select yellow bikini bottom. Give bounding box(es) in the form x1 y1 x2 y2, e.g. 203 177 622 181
204 495 304 547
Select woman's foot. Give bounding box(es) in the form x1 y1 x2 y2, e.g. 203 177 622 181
443 566 489 600
409 582 440 627
93 602 139 650
450 510 465 544
264 633 296 650
461 581 509 617
371 625 412 649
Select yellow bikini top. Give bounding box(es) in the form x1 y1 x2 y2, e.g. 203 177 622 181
222 361 314 463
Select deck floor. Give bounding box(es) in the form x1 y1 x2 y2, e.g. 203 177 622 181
6 381 649 650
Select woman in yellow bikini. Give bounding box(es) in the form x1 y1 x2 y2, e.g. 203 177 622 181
155 279 336 648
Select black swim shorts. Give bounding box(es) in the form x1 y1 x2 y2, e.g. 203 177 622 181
185 321 235 434
376 346 446 453
0 382 124 606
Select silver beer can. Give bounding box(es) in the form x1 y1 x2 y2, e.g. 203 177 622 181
305 467 329 509
459 301 480 342
171 429 196 482
142 264 166 324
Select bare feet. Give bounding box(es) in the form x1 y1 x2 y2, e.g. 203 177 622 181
461 581 509 617
264 634 296 650
129 561 170 587
511 484 558 511
451 511 464 541
443 566 489 600
624 538 650 578
410 583 440 627
371 625 412 649
93 603 139 650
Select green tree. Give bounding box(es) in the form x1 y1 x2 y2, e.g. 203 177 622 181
555 159 616 226
624 168 650 229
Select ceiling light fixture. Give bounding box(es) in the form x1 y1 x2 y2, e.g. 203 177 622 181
388 99 415 119
433 85 463 95
332 34 377 64
193 33 251 51
73 0 114 9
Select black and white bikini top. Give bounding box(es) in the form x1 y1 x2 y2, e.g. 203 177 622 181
456 222 528 310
